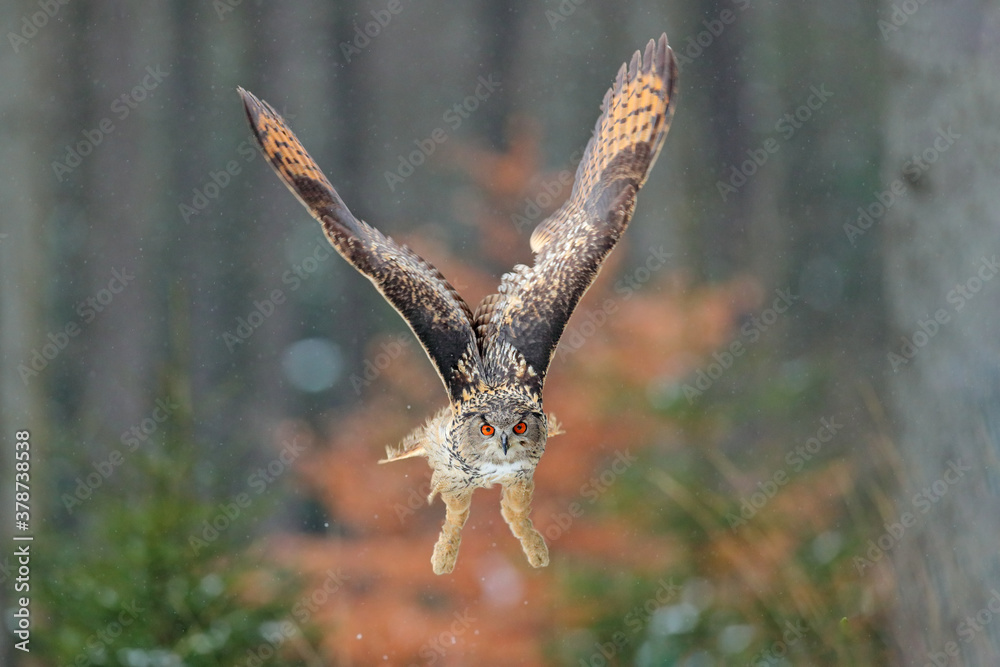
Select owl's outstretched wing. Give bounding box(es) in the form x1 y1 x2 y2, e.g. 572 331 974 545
478 34 677 393
239 88 484 403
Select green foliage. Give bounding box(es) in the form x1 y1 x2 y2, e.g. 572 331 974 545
33 378 320 667
553 372 891 666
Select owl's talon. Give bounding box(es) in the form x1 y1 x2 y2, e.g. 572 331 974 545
432 490 472 575
432 539 459 575
500 479 551 568
522 530 549 568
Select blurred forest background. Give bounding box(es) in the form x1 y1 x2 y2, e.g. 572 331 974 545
2 0 999 665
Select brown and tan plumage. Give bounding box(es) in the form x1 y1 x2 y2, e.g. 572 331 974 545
238 33 676 574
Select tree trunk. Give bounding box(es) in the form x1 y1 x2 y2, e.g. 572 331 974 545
0 12 52 662
883 2 1000 663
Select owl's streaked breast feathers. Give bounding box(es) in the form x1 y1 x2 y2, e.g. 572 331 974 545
239 34 676 574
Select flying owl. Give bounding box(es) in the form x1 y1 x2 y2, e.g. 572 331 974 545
239 33 676 574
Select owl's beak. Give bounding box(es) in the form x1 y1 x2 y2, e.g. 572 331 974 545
501 433 509 455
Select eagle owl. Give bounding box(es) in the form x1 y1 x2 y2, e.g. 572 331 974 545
239 34 676 574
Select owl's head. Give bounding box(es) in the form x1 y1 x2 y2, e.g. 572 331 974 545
453 391 547 467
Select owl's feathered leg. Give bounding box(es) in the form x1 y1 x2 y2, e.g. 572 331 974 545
501 478 549 568
431 489 474 575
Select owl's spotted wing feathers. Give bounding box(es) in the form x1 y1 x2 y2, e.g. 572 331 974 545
530 35 675 253
486 34 677 390
239 88 484 403
472 293 503 353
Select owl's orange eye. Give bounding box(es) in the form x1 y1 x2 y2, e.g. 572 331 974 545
513 422 527 435
481 424 495 436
